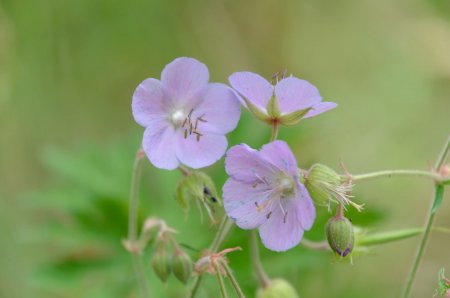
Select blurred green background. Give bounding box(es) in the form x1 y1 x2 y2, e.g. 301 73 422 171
0 0 449 297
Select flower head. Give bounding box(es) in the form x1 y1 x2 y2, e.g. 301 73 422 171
222 141 316 251
132 57 241 170
229 71 336 125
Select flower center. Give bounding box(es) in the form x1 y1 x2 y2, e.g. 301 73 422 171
277 176 294 198
170 110 185 127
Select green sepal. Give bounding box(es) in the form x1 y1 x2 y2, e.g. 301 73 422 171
266 96 281 118
243 97 271 123
278 107 311 126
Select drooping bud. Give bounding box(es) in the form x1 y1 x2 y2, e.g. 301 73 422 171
256 279 299 298
325 212 354 257
176 171 220 222
172 250 193 284
150 244 172 282
304 164 362 211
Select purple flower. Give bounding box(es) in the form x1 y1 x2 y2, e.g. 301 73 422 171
229 72 336 124
132 57 241 170
223 141 316 251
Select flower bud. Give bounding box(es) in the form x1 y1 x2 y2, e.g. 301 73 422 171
150 247 171 282
325 215 354 257
176 171 219 210
256 279 299 298
172 250 193 284
304 164 342 206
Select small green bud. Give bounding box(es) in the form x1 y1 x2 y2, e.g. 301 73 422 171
176 171 220 211
256 279 299 298
151 248 172 282
172 250 193 284
304 164 341 206
326 215 354 257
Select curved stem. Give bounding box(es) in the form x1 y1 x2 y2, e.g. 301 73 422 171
249 230 270 288
301 238 329 251
126 149 150 297
221 261 246 298
403 135 449 298
350 170 441 183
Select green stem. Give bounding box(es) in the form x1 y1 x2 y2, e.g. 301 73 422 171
350 170 441 183
221 261 246 298
249 230 270 288
126 149 150 297
403 135 449 298
214 262 229 298
270 122 279 142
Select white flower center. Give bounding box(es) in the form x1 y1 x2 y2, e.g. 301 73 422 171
170 109 185 126
277 176 295 198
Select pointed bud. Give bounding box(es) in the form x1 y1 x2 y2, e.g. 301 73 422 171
256 279 299 298
151 246 171 282
326 214 354 257
172 250 193 284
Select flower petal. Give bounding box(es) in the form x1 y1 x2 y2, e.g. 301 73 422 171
142 121 179 170
293 183 316 230
228 71 273 110
260 141 298 177
258 201 304 252
223 179 274 229
175 131 227 169
132 78 168 127
193 83 241 134
225 144 278 184
161 57 209 104
274 77 322 114
303 102 337 119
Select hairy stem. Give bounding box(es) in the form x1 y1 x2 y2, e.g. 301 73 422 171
350 170 442 183
126 149 150 297
221 261 246 298
249 230 270 288
214 262 229 298
189 216 234 298
403 135 449 298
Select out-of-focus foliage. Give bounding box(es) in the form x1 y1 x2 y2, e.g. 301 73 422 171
0 0 449 297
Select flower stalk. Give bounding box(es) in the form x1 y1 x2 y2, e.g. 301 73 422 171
249 230 271 288
403 135 450 298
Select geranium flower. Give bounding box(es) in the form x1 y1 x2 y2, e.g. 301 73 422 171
222 141 316 251
229 71 336 125
132 57 241 170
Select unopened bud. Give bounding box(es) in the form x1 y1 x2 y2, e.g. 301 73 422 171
257 279 299 298
151 248 171 282
326 214 354 257
305 164 342 206
172 250 193 284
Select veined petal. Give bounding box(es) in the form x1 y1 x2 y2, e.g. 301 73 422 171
303 102 337 119
225 144 278 184
223 179 274 229
175 131 227 169
193 83 241 134
258 201 304 252
293 182 316 230
260 141 298 177
142 121 179 170
275 77 322 114
161 57 209 104
228 71 273 111
132 78 168 127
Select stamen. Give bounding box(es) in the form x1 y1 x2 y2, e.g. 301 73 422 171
184 129 188 139
266 211 272 219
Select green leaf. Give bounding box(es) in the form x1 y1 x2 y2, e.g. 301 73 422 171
431 185 445 214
